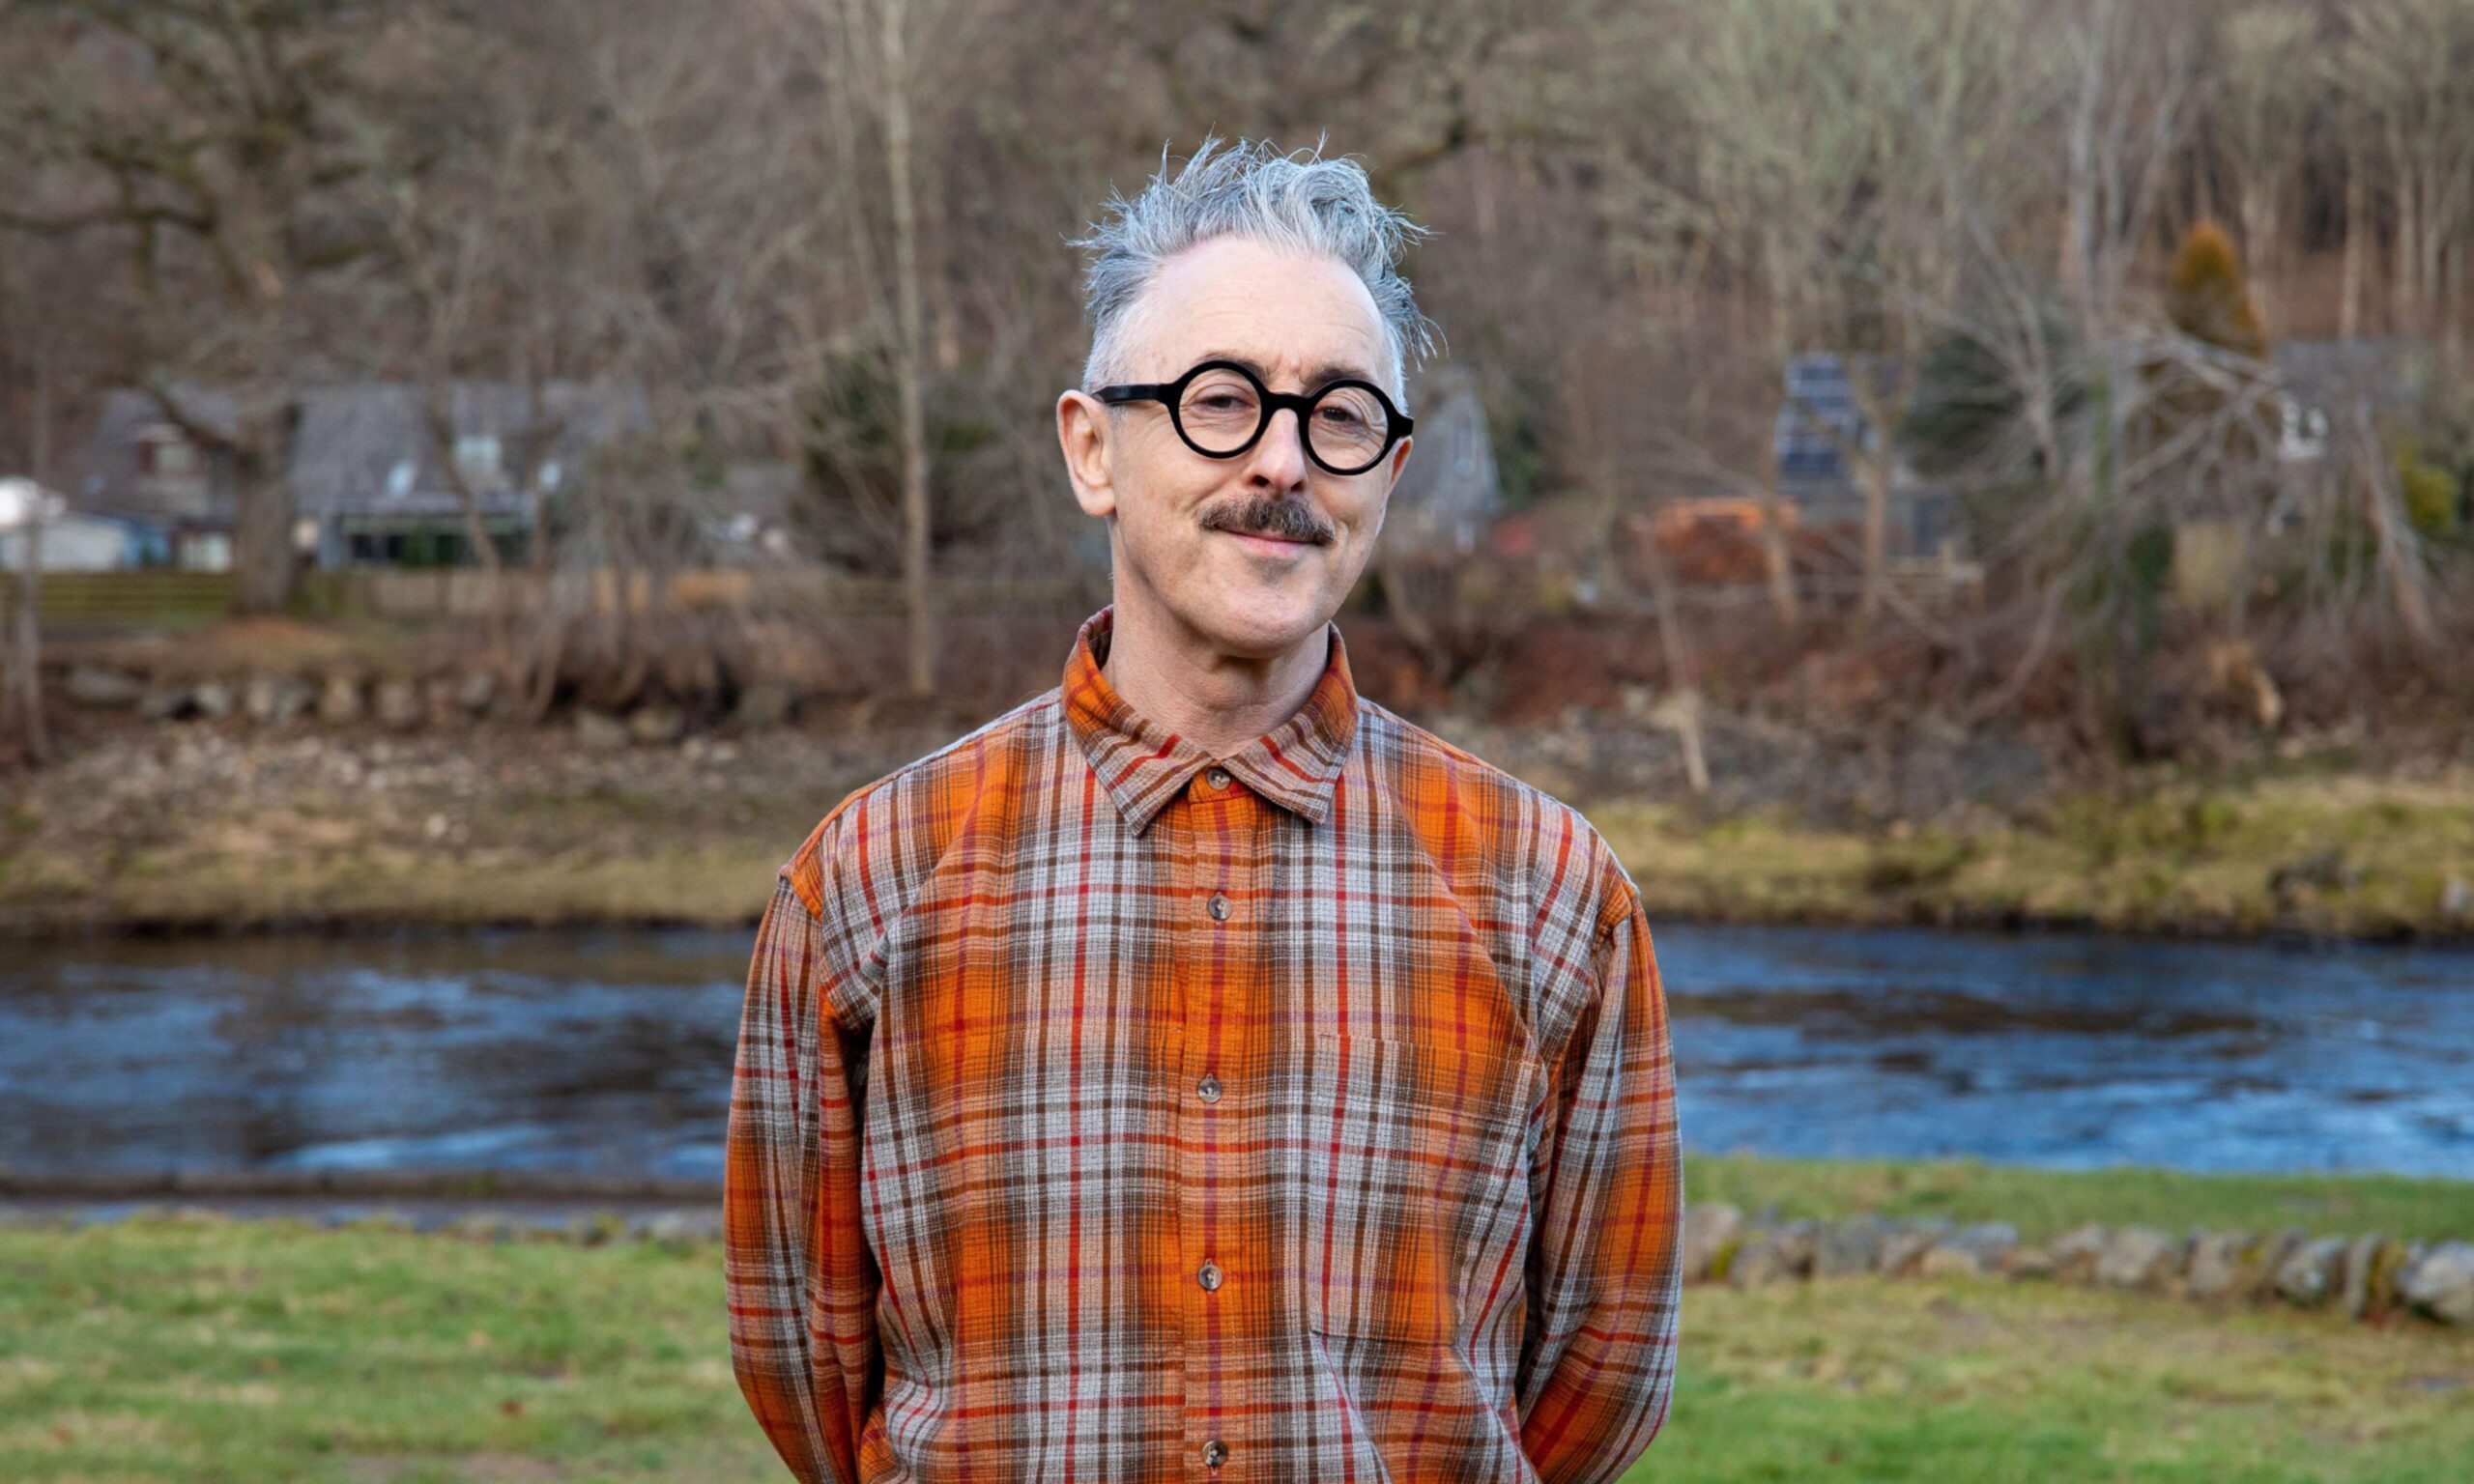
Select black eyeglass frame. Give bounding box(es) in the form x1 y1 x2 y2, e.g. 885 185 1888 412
1094 358 1414 476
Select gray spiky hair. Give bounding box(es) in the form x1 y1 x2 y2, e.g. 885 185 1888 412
1070 133 1442 403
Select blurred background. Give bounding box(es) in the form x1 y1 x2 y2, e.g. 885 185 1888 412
1 1 2471 1481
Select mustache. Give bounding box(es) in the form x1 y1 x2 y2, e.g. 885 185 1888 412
1198 496 1335 546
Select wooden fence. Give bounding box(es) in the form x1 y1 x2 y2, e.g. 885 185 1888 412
0 566 1100 629
0 570 238 629
296 567 1101 621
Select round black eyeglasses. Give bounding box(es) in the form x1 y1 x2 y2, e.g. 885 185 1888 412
1095 359 1413 476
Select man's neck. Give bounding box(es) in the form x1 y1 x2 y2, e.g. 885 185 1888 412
1101 595 1329 760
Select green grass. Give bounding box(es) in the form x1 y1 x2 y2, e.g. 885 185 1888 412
0 1217 779 1483
1686 1155 2474 1246
4 1211 2470 1483
1659 1276 2474 1483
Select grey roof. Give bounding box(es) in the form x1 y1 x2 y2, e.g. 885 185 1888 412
2271 337 2417 415
75 380 651 523
291 381 652 518
75 385 243 519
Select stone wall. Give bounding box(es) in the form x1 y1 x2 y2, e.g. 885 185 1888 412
62 661 801 745
1683 1203 2474 1327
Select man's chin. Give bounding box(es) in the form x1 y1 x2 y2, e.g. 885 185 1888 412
1177 590 1329 660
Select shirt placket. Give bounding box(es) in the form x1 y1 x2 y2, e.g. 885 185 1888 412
1166 760 1264 1478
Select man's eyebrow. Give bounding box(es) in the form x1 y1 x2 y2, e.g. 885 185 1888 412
1191 350 1379 388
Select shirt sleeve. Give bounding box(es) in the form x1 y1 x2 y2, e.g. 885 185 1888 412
725 871 881 1484
1517 885 1685 1483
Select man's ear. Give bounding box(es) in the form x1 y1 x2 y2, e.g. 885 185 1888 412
1364 432 1410 548
1385 431 1414 490
1057 389 1117 520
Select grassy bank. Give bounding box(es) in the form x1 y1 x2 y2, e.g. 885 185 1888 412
4 1211 2469 1484
1684 1154 2474 1246
3 726 2472 941
1595 757 2474 942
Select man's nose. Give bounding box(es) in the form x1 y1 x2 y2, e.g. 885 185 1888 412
1246 405 1310 489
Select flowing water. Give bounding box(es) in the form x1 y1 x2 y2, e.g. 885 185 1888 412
2 923 2468 1180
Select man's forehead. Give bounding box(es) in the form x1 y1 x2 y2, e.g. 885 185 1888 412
1183 348 1381 387
1132 238 1389 385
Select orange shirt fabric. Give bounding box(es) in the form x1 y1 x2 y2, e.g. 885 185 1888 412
725 603 1683 1483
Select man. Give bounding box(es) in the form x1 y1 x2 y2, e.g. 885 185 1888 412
726 134 1682 1483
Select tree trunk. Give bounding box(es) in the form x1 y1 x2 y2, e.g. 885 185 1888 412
2340 157 2365 340
231 431 298 615
2238 180 2275 329
882 0 935 698
8 359 53 763
2392 165 2419 331
454 482 511 668
2357 403 2439 659
1756 389 1800 630
1856 449 1890 634
1845 371 1908 636
1634 513 1709 796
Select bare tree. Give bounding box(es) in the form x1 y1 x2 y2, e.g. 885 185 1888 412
1 357 58 765
771 0 995 697
2212 1 2319 330
0 1 454 614
2336 0 2474 353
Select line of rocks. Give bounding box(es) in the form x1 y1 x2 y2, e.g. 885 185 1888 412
10 1191 2473 1325
1684 1203 2474 1327
64 662 802 744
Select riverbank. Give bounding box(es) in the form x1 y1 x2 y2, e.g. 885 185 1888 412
8 1158 2473 1483
2 710 2471 942
13 1155 2472 1249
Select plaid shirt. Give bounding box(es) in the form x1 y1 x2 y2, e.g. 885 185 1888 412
725 603 1682 1483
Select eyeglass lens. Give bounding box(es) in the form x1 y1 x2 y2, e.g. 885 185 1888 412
1176 368 1392 471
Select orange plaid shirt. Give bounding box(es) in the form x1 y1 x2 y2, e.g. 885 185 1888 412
725 604 1682 1482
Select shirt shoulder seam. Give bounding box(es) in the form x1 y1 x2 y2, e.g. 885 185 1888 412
782 687 1061 1003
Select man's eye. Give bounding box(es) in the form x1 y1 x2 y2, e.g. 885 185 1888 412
1198 393 1251 412
1318 407 1366 427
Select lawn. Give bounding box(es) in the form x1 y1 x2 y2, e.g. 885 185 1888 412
1685 1154 2474 1246
3 1211 2469 1483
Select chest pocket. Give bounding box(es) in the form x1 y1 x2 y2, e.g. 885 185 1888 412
1301 1029 1541 1344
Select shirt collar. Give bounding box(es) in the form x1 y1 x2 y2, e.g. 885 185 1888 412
1062 603 1361 835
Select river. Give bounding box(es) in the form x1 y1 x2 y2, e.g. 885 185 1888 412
2 924 2468 1180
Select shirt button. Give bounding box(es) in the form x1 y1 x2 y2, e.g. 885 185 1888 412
1198 1260 1223 1291
1201 1439 1229 1469
1206 893 1229 922
1205 765 1231 789
1196 1073 1222 1104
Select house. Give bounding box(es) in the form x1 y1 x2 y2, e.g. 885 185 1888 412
1771 350 1962 560
704 459 809 565
75 386 242 570
290 381 654 568
0 477 147 571
76 381 656 570
2267 337 2418 465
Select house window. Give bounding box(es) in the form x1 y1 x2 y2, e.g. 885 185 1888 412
139 426 199 478
454 434 503 486
179 532 232 571
387 460 417 498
